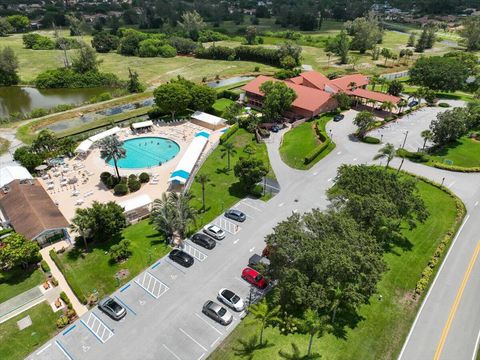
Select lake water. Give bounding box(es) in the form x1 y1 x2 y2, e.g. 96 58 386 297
207 76 255 88
0 86 108 118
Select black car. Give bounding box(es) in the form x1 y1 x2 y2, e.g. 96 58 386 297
333 114 345 122
191 233 216 250
271 125 280 133
224 209 246 222
169 249 194 267
408 100 419 107
98 297 126 320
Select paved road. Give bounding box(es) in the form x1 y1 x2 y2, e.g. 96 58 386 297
26 102 480 360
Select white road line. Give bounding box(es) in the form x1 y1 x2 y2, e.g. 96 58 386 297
471 327 480 360
226 318 236 331
474 201 478 207
398 214 471 360
249 247 255 252
233 239 240 244
162 344 183 360
179 328 207 351
293 209 298 213
448 181 456 189
313 172 318 176
353 158 357 161
210 336 221 348
197 353 206 360
241 201 261 212
327 178 332 182
195 313 223 335
36 343 52 355
337 151 342 155
278 202 284 207
55 341 73 360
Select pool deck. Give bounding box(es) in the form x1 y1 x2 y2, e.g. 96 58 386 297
38 121 222 221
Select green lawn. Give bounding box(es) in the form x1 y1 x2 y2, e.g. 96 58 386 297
212 98 235 114
0 267 45 304
57 219 170 300
210 177 459 360
0 136 10 155
0 301 58 360
189 128 276 227
280 115 335 170
429 135 480 168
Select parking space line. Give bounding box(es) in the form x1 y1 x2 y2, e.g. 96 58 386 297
194 313 223 335
179 328 208 351
81 312 114 344
62 324 76 336
162 344 183 360
113 295 137 315
36 343 52 355
213 217 240 234
165 259 187 274
120 284 131 292
55 340 74 360
182 243 208 262
210 336 221 348
134 271 169 299
197 353 206 360
240 201 262 212
151 261 161 269
226 318 236 331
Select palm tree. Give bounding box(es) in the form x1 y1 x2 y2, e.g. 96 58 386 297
398 99 408 113
421 129 433 150
151 193 177 243
221 142 237 170
370 75 380 91
380 101 396 115
278 343 321 360
168 191 196 242
70 208 93 251
299 309 331 357
99 135 126 179
328 285 343 323
248 298 281 346
373 143 396 168
195 174 210 211
234 335 259 359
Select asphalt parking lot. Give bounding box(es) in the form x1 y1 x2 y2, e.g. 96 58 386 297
27 198 270 360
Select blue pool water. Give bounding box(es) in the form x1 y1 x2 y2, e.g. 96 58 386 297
105 137 180 169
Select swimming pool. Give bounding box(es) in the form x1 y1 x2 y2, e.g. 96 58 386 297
105 137 180 169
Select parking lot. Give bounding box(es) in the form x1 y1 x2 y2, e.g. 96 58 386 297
27 197 270 360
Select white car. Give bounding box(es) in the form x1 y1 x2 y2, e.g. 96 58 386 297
203 224 226 240
218 288 245 312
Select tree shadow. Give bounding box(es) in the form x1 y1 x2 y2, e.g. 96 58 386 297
216 167 231 175
233 335 274 359
228 181 247 199
330 308 366 340
0 265 40 286
433 140 462 157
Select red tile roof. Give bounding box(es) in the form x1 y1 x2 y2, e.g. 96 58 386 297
298 71 331 90
330 74 369 91
349 88 401 104
242 75 332 112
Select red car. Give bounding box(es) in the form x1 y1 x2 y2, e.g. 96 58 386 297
241 267 267 289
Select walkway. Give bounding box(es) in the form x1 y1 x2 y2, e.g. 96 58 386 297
39 241 88 317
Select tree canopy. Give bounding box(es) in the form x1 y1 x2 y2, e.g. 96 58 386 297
259 80 297 121
460 16 480 51
345 12 383 54
234 157 268 193
0 233 40 270
153 82 192 120
429 107 469 146
0 47 19 86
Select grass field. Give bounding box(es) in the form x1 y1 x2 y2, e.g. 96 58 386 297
189 128 276 227
0 267 44 304
57 219 170 300
429 135 480 168
0 301 58 360
280 115 335 170
212 98 235 114
210 177 459 360
0 136 10 155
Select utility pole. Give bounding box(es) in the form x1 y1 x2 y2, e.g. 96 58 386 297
401 130 409 149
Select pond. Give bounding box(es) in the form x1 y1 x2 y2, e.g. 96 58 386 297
0 86 109 119
207 76 255 89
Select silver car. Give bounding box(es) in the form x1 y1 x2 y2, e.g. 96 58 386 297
203 224 226 240
218 288 245 312
98 297 126 320
202 300 233 325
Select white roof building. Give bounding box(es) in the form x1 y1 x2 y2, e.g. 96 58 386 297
191 111 226 130
74 126 122 154
0 165 32 188
132 120 153 129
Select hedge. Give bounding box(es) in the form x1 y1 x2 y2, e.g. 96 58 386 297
0 228 13 236
40 260 50 273
304 139 331 164
361 136 381 144
396 148 429 163
433 162 480 172
49 250 88 304
217 89 240 101
219 123 239 144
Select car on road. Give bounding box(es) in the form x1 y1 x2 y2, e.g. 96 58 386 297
271 124 280 133
218 288 245 312
202 300 233 325
408 100 419 107
98 297 127 320
203 224 226 240
224 209 246 222
169 249 194 267
333 114 345 122
190 233 216 249
241 267 267 289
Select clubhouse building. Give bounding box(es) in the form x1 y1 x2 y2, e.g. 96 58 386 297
242 71 401 120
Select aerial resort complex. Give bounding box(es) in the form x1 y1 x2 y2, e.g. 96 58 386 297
0 2 479 360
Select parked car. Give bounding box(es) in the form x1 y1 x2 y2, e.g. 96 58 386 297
218 288 245 312
203 224 226 240
202 300 233 325
271 125 280 133
241 267 267 289
169 249 194 267
190 233 216 250
224 209 246 222
248 254 270 270
333 114 345 122
408 100 419 107
98 297 126 320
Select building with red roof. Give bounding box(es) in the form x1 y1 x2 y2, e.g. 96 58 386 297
241 71 401 121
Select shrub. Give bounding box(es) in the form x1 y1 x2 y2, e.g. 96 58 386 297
396 148 429 163
361 136 381 144
438 102 450 108
40 260 50 273
114 183 128 195
128 179 141 192
304 140 331 164
139 172 150 183
110 239 132 262
128 174 138 182
35 68 122 89
56 315 69 328
53 104 74 113
433 163 480 172
158 44 177 58
29 108 49 118
217 89 240 101
60 291 71 305
100 171 112 184
147 106 165 119
51 277 58 287
49 250 87 304
219 123 239 144
254 66 260 72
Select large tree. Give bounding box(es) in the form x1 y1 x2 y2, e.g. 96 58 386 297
0 18 13 36
91 31 119 53
70 208 94 251
353 111 375 139
429 107 469 146
346 12 383 54
71 43 101 74
190 85 216 111
153 83 192 120
248 298 281 345
178 10 205 41
0 233 40 270
259 80 297 121
460 16 480 51
325 30 350 64
99 135 126 179
373 143 396 168
234 157 268 193
6 15 29 32
0 46 19 86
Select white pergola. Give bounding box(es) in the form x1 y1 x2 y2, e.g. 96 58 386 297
74 126 122 154
132 120 153 130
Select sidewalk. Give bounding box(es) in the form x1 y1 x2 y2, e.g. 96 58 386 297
39 241 88 317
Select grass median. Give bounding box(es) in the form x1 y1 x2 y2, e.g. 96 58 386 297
0 267 44 304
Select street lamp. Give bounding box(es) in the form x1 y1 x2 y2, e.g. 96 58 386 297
401 130 409 149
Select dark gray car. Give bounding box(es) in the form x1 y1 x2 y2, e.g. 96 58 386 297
191 233 216 249
224 209 246 222
98 297 126 320
169 249 194 267
202 300 233 325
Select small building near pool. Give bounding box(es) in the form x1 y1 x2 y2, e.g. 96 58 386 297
119 194 153 224
190 111 226 131
0 179 70 246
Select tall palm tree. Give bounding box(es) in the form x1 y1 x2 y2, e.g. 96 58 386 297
70 208 93 251
380 101 397 115
99 135 126 179
398 99 408 113
278 343 321 360
329 285 343 323
151 193 177 243
421 129 433 150
299 309 331 357
248 298 281 345
221 142 237 170
169 191 196 242
195 174 210 212
373 143 396 168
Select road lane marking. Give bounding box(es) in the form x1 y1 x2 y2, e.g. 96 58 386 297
233 239 240 244
241 201 261 212
448 181 456 189
55 340 74 360
210 336 221 348
36 343 52 355
337 151 342 155
195 313 223 335
197 353 206 360
179 328 207 351
475 201 478 207
249 247 255 252
278 202 284 207
433 239 480 360
398 214 470 360
163 344 182 360
471 327 480 360
327 178 332 182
